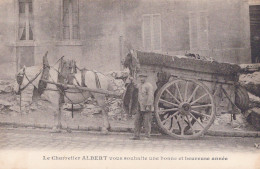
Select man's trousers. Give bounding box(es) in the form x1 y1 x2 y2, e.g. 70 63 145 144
134 111 152 137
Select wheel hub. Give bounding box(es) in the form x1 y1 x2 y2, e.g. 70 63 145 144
179 102 191 115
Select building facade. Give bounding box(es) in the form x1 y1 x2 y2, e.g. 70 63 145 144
0 0 255 79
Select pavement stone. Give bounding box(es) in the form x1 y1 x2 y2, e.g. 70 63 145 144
0 127 260 153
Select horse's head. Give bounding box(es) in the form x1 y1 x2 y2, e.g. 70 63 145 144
14 51 49 95
14 66 26 94
14 65 44 95
68 60 77 74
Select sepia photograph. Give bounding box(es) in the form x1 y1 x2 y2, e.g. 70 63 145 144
0 0 259 168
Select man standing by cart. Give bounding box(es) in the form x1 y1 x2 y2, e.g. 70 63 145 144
131 73 154 140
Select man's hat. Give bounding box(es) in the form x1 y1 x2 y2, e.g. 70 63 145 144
125 41 133 51
138 73 148 77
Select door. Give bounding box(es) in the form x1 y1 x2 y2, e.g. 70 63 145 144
250 5 260 63
18 46 34 69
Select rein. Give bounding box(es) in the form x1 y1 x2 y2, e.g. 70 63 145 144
17 55 108 117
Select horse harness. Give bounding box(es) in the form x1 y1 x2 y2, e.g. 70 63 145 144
16 67 43 94
17 56 102 117
80 68 101 89
57 59 101 91
55 58 102 118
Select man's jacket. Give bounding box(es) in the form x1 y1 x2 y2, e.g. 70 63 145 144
138 82 154 112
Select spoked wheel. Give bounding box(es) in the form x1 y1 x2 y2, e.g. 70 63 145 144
154 79 216 139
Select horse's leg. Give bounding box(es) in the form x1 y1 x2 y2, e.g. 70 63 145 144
32 87 40 102
95 94 110 134
128 86 133 118
63 104 72 133
57 92 65 130
48 91 62 133
57 101 63 130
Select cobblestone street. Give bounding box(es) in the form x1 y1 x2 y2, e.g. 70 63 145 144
0 127 259 153
0 127 260 169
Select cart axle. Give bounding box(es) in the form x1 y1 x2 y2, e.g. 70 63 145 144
179 102 191 115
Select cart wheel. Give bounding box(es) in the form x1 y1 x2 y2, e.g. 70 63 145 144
154 79 216 139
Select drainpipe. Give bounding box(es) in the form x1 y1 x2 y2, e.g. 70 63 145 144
119 0 124 70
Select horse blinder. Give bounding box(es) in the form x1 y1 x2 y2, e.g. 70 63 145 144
16 74 24 86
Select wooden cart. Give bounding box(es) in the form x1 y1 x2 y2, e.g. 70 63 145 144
125 51 249 139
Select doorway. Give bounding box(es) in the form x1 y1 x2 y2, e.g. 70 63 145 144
250 5 260 63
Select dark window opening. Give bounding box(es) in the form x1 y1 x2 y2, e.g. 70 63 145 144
250 5 260 63
18 0 33 41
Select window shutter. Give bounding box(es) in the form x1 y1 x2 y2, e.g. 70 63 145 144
63 0 69 26
72 0 78 13
29 22 33 40
198 11 208 50
72 0 79 39
19 17 26 40
19 2 25 13
63 0 79 40
63 0 69 12
19 26 26 40
29 2 32 13
19 2 25 40
28 2 33 40
63 27 70 39
72 26 78 39
72 13 78 26
63 0 70 39
143 15 152 51
189 12 198 50
152 15 161 51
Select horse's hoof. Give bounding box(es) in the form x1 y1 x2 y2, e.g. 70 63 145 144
107 125 111 131
50 129 62 133
101 128 109 135
50 127 61 133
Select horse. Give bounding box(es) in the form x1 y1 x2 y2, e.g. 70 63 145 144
14 52 115 134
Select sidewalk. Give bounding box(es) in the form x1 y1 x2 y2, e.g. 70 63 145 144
0 108 259 138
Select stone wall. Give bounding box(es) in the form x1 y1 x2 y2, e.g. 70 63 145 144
0 0 17 79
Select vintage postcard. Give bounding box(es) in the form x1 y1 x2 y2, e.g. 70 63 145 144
0 0 259 168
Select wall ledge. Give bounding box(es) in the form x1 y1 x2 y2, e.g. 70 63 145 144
55 40 83 46
15 41 35 47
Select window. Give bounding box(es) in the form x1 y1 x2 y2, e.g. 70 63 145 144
18 0 33 40
63 0 79 40
142 14 161 51
189 10 208 50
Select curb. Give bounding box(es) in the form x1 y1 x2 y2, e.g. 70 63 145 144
205 129 260 137
0 122 134 133
0 122 259 138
